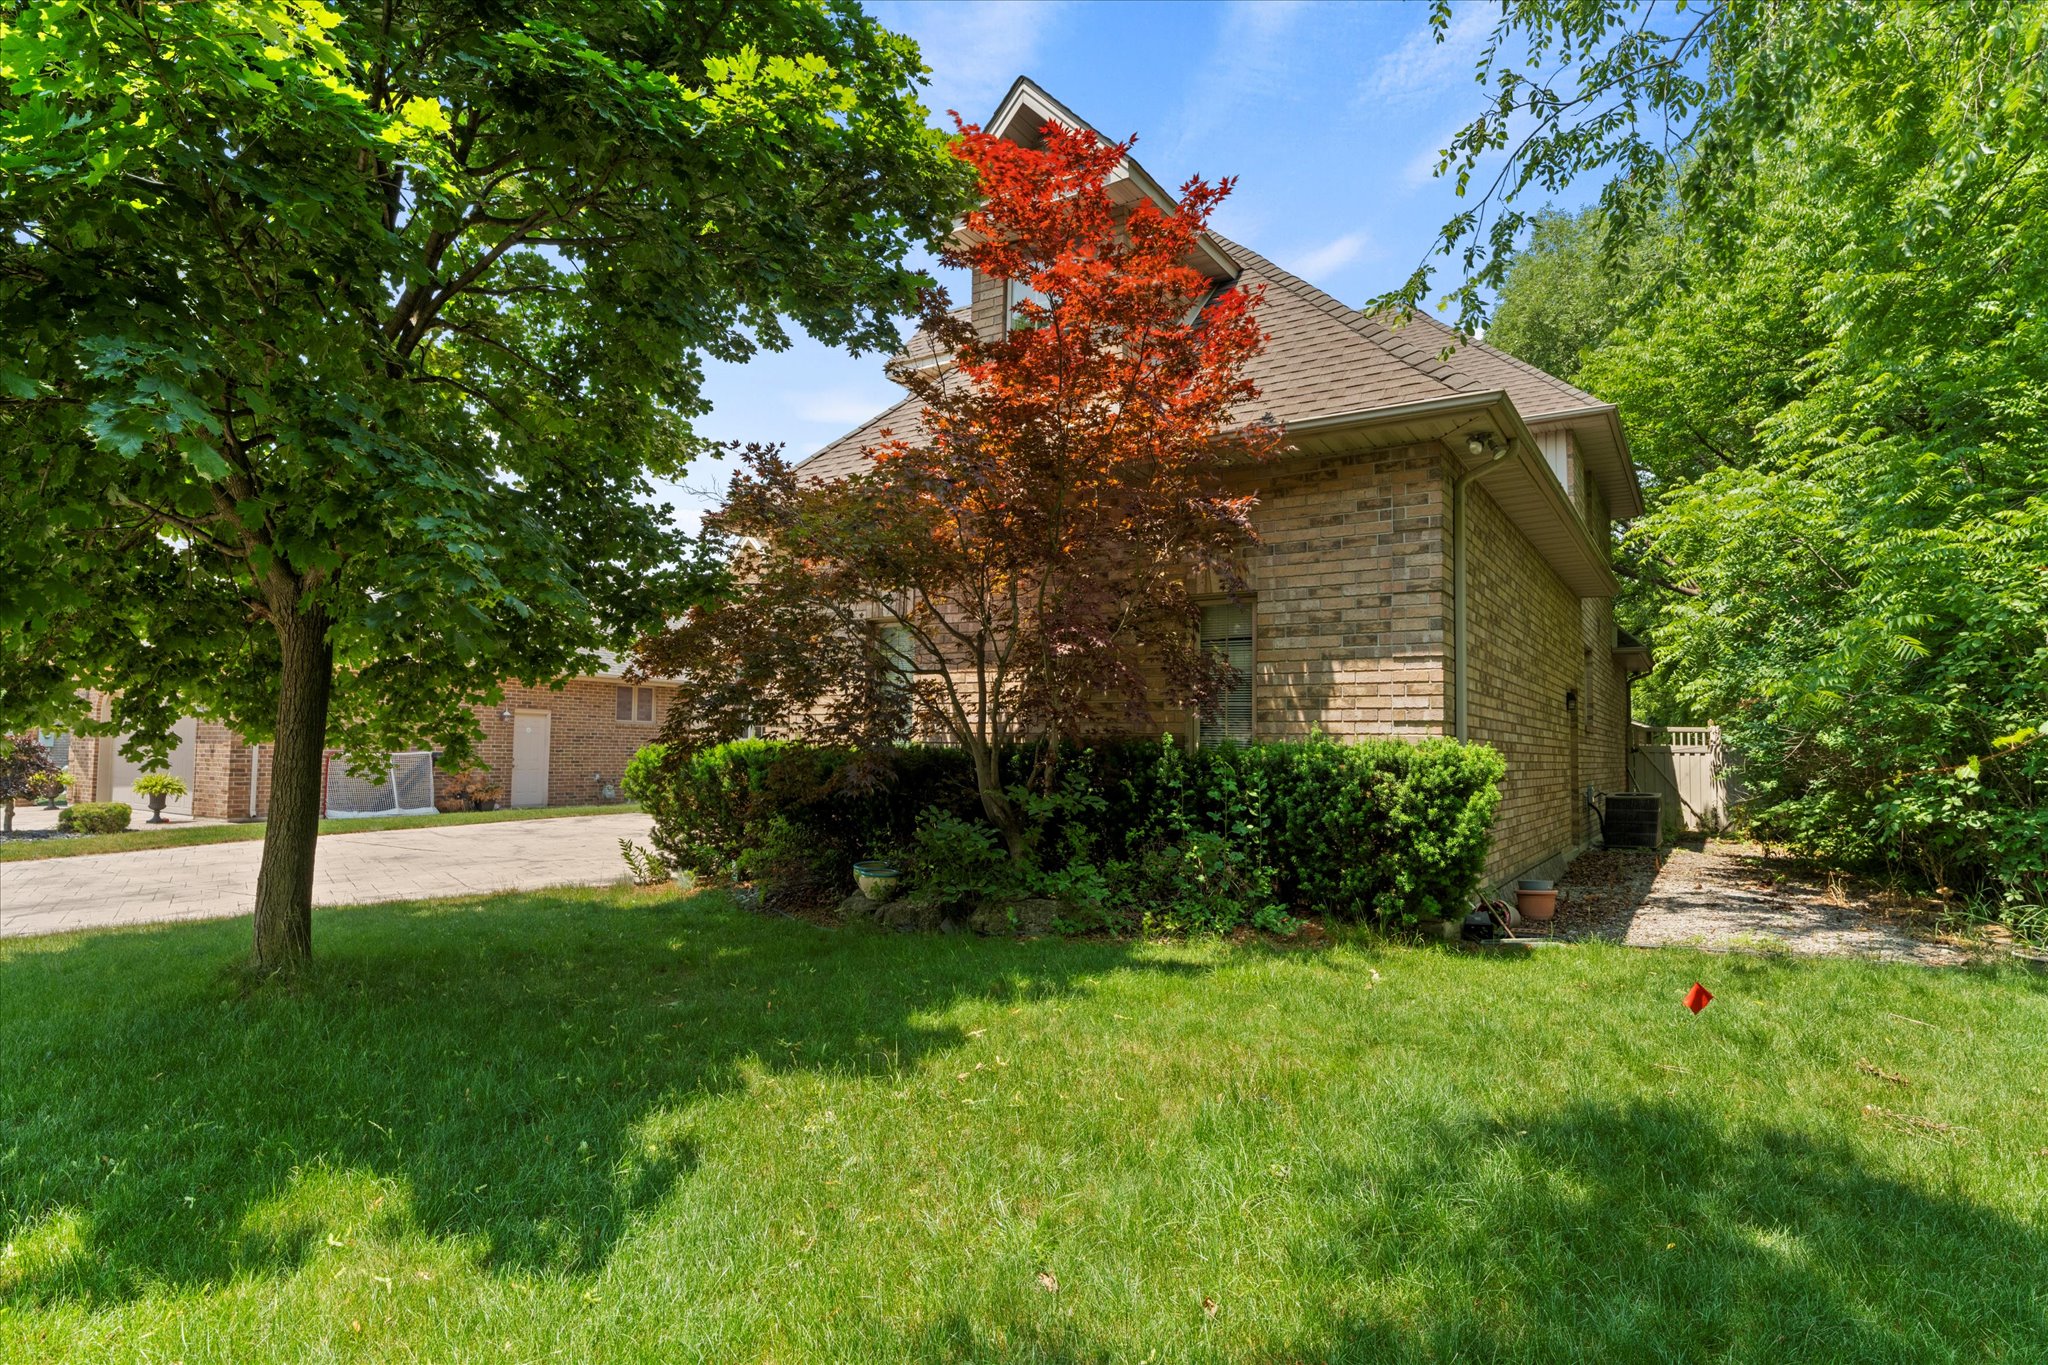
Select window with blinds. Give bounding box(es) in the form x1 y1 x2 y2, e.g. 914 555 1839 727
615 685 656 723
1199 602 1254 746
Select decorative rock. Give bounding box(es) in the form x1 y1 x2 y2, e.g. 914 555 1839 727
836 892 877 923
877 896 948 933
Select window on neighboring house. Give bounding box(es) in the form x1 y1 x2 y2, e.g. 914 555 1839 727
1005 275 1052 330
877 622 917 737
615 685 656 723
1199 602 1254 747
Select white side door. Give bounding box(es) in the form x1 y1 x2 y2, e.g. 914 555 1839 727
510 711 551 808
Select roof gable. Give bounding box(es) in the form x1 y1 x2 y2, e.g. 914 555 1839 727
794 80 1642 522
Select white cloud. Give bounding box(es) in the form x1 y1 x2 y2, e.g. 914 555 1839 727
1401 123 1460 189
1365 2 1499 103
1288 230 1373 282
1167 1 1312 161
872 1 1072 122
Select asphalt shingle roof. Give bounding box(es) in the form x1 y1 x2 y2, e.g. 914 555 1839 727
793 232 1613 483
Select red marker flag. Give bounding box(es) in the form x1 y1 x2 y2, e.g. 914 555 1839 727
1684 982 1713 1014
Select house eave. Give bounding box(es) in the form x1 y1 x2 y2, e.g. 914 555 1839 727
1281 392 1621 599
1525 402 1644 521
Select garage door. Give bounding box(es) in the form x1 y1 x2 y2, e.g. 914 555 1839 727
108 717 197 818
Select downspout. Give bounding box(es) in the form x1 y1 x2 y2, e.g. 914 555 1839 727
1450 435 1513 741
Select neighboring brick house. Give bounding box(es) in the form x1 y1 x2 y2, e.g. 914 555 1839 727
795 78 1654 892
68 660 673 820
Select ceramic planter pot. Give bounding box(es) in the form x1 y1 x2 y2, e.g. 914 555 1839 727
1516 879 1557 922
853 860 903 902
146 793 169 825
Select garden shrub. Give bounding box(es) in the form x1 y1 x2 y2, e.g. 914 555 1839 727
629 734 1504 928
905 810 1026 903
58 801 132 834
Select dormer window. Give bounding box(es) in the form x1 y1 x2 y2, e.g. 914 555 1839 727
1005 276 1053 330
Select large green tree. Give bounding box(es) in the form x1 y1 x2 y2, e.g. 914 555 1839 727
1404 0 2048 909
0 0 965 968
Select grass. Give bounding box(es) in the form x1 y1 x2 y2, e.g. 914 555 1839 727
0 803 639 863
2 890 2045 1363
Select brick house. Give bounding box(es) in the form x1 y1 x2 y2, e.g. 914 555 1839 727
795 79 1653 891
67 660 674 821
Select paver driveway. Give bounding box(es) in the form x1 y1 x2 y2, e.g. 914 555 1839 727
0 812 653 939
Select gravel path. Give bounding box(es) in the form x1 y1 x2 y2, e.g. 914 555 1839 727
1545 840 1970 966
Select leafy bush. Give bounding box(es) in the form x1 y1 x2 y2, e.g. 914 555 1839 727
631 734 1504 929
906 810 1024 903
1109 831 1288 935
441 768 505 812
623 740 980 889
130 774 189 800
58 802 132 834
619 839 672 887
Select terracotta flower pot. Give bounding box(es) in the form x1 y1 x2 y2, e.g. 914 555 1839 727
1516 880 1557 922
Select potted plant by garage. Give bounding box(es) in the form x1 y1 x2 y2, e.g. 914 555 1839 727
29 769 72 809
131 773 189 825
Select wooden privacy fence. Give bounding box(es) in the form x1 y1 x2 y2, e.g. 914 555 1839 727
1628 724 1741 835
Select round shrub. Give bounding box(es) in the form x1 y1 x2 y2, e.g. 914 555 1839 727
57 802 133 834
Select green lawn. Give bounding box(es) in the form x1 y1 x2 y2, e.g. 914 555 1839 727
0 803 639 863
3 890 2044 1363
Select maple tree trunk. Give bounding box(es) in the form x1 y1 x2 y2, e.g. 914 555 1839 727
967 739 1030 859
3 798 12 834
251 603 333 973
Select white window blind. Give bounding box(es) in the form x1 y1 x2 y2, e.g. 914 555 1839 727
1200 603 1254 747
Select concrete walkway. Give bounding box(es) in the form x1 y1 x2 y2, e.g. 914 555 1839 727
0 813 654 939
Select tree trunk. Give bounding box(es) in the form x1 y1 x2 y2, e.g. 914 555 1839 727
3 797 12 834
251 604 334 973
968 740 1030 859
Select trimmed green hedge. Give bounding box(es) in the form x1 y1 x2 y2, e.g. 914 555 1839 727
57 802 133 834
625 736 1504 924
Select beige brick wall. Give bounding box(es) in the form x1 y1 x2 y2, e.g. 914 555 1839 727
970 269 1004 341
1462 481 1586 885
1216 445 1451 740
136 677 666 820
1576 482 1631 801
64 692 112 803
1060 437 1628 892
451 678 671 807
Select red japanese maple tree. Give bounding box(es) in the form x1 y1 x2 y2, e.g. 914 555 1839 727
637 118 1277 853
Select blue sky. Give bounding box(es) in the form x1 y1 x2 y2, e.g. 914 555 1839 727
662 0 1586 525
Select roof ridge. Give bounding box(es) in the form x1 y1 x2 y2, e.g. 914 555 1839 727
1205 232 1466 400
1376 311 1609 413
789 390 923 472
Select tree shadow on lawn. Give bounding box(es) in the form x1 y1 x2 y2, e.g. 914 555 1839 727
1292 1096 2047 1363
0 888 1205 1308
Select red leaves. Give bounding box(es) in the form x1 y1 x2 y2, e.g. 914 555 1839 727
638 113 1275 823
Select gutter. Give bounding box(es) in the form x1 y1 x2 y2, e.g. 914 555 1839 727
1451 434 1514 741
1281 389 1512 439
